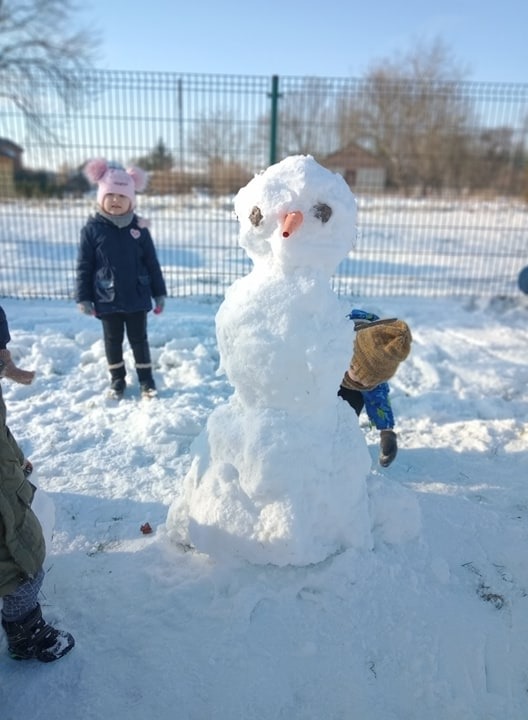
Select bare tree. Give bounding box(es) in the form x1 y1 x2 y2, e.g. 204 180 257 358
187 110 253 194
338 38 474 194
252 77 341 163
133 139 175 171
188 110 246 167
0 0 98 134
276 77 340 157
467 126 525 195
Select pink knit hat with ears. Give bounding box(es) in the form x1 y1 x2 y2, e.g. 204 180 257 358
83 158 148 209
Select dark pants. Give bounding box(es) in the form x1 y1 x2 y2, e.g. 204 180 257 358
100 312 152 382
337 386 364 417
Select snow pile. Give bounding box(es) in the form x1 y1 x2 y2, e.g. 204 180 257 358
0 293 527 718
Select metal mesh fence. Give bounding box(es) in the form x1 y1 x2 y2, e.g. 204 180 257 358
1 71 527 299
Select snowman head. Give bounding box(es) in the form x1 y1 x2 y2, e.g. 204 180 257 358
234 155 357 276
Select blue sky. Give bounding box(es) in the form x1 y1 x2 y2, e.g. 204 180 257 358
82 0 527 83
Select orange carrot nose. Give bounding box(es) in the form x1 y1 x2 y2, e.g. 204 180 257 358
281 211 304 238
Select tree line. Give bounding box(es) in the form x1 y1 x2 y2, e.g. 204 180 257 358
133 41 527 198
1 2 526 199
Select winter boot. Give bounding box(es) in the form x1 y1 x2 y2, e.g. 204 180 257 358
379 429 398 467
139 376 157 399
136 364 157 398
108 360 127 399
2 604 75 663
109 376 126 399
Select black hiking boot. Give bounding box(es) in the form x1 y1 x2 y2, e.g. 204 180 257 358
2 604 75 663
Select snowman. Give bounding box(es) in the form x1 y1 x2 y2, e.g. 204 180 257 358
166 155 373 566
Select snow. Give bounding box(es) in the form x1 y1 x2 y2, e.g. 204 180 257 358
1 196 528 717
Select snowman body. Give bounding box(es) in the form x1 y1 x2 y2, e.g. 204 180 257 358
167 155 372 565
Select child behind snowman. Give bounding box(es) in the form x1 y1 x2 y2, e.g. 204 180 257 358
338 309 412 467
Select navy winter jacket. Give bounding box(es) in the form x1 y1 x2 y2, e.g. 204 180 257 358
75 213 167 316
0 306 10 349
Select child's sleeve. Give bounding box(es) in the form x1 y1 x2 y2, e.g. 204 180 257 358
347 308 380 323
75 227 96 303
0 306 11 349
361 382 395 430
142 231 167 299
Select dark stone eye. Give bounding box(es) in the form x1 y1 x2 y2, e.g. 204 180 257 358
312 203 332 223
249 206 263 227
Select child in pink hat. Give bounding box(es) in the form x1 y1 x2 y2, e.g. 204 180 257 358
75 159 167 399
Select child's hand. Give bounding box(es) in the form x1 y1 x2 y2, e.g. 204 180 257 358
154 296 165 314
0 349 36 385
78 301 95 316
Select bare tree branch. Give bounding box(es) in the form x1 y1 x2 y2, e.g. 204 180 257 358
338 37 475 194
0 0 99 137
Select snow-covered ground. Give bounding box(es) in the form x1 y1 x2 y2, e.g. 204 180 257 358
1 289 527 720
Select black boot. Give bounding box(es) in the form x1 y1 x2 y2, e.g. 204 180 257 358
110 376 126 398
139 376 157 399
109 366 126 399
2 604 75 663
379 429 398 467
137 367 157 398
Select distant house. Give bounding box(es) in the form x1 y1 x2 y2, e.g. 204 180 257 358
0 138 23 197
320 142 386 193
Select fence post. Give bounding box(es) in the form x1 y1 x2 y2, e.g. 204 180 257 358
269 75 280 166
178 77 184 172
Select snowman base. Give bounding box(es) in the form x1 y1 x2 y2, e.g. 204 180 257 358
166 399 373 567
